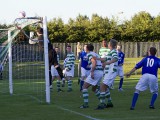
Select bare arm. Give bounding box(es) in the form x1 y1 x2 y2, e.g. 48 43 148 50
90 58 96 79
92 56 106 62
103 58 118 66
125 67 137 78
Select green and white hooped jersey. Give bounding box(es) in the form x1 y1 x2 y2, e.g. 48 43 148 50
87 52 103 71
65 52 75 70
99 47 110 58
104 49 118 74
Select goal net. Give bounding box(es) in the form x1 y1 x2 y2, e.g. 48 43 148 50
0 17 50 103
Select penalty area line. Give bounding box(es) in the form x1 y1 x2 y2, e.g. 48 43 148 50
56 105 104 120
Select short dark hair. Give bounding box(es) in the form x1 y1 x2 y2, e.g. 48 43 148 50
87 44 94 51
110 39 117 48
37 27 43 34
150 47 157 56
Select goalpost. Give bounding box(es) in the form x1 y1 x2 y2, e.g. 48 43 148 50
0 16 50 104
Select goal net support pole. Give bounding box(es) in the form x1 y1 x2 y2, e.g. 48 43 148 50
43 16 50 104
8 30 13 95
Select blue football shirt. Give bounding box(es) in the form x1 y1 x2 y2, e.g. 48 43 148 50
135 56 160 77
118 51 125 65
80 51 90 70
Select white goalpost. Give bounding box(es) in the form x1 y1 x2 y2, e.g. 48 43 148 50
0 16 50 104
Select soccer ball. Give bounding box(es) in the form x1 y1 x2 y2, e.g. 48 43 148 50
19 11 26 18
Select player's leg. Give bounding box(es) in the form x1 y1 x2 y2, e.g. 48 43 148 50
149 75 158 109
49 71 53 89
56 66 65 87
130 74 148 110
118 66 124 91
130 89 140 110
56 75 63 92
67 66 74 92
93 70 103 99
80 70 103 109
66 76 73 92
79 67 86 91
96 82 108 109
104 73 117 108
79 82 91 108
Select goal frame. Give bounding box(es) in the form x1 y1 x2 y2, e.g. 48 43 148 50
8 16 50 103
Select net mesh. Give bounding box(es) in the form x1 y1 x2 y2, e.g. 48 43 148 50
12 43 46 102
0 18 47 103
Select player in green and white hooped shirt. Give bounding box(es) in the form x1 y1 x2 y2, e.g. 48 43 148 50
80 44 103 108
99 40 110 58
98 40 110 89
63 45 75 92
96 39 118 109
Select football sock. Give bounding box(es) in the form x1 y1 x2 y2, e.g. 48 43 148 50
131 92 139 108
68 80 72 90
105 89 112 102
150 93 158 106
56 80 61 90
82 89 89 105
100 92 106 104
119 78 124 89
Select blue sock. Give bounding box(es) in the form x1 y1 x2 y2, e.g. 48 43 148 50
119 78 123 89
150 93 158 106
131 93 139 108
80 80 84 91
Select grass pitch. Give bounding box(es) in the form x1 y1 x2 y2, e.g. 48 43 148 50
0 76 160 120
0 58 160 120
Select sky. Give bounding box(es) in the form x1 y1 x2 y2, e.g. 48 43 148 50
0 0 160 24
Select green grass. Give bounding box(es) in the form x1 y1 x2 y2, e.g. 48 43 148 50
0 58 160 120
0 77 160 120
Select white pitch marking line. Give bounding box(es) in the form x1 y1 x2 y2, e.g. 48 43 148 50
56 105 104 120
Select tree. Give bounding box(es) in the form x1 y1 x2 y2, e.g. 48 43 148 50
48 18 67 42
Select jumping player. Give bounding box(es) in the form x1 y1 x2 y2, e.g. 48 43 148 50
126 47 160 110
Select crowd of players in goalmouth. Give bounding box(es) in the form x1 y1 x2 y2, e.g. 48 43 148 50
38 27 160 110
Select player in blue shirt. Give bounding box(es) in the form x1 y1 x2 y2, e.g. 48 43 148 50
126 47 160 110
117 44 125 91
79 44 91 91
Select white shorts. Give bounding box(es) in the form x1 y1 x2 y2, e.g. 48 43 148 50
117 66 124 78
103 72 117 87
135 73 158 93
63 66 74 77
81 67 90 78
85 70 103 86
51 65 59 77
